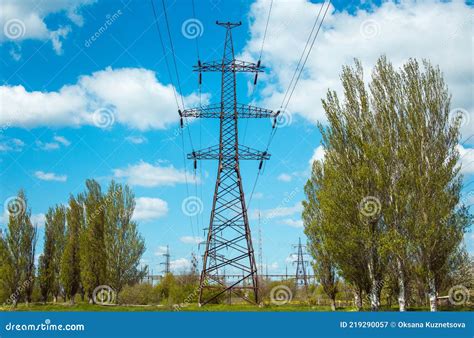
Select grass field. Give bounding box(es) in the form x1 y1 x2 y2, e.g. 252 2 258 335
1 302 471 312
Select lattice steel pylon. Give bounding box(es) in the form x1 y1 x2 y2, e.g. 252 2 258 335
180 21 277 305
293 238 309 287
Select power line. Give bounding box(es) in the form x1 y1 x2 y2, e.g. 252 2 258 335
150 0 180 110
284 0 330 111
161 0 186 111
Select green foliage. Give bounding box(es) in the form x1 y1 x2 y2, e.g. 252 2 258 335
80 180 107 301
0 190 37 306
38 205 66 302
104 181 146 293
60 195 83 303
305 56 470 311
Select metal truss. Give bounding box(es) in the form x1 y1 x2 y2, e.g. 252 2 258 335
180 21 275 306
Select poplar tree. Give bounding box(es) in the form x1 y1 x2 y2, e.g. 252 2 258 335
0 190 37 307
38 205 66 302
80 179 107 302
305 56 467 311
61 195 83 304
104 181 146 295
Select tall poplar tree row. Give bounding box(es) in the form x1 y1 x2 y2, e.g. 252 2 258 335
304 56 470 311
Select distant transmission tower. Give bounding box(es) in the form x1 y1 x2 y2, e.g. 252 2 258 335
293 238 309 287
160 245 171 275
180 21 278 305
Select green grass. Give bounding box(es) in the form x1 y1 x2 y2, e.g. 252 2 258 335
1 302 471 312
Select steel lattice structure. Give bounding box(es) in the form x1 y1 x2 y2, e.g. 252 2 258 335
293 238 309 287
180 21 277 305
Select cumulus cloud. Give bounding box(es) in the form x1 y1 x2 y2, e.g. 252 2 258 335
309 145 325 166
0 67 206 130
0 0 95 54
243 0 473 138
0 138 24 152
458 145 474 175
125 135 147 144
114 161 199 187
170 258 192 272
132 197 168 221
34 171 67 182
280 218 304 228
180 236 204 244
277 173 292 182
253 202 303 220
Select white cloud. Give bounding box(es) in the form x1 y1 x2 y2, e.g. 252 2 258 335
280 218 304 228
309 145 325 166
0 138 24 152
125 135 147 144
154 246 168 256
0 0 95 55
0 67 207 130
34 171 67 182
243 0 473 137
180 236 204 245
31 213 46 227
1 212 45 227
458 145 474 175
132 197 168 221
277 173 293 182
253 202 303 220
114 161 199 187
170 258 192 272
53 135 71 146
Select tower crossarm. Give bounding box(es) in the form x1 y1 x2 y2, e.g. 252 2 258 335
188 144 270 161
193 59 264 73
180 103 275 119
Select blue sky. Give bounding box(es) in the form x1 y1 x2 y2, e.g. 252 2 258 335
0 0 473 274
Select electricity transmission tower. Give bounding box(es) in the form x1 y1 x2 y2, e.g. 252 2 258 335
293 238 309 287
160 245 171 275
180 21 278 305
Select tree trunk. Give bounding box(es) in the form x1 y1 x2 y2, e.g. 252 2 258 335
397 258 407 312
330 298 336 311
53 295 58 303
428 275 437 312
69 297 75 305
354 289 363 311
